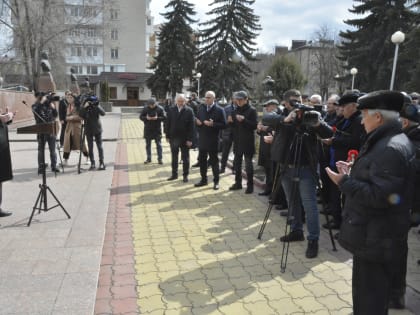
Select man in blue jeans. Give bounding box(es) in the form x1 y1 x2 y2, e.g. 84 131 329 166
262 89 332 258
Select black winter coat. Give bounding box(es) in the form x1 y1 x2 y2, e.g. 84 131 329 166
330 111 366 165
140 105 166 139
404 125 420 219
338 121 415 262
196 104 226 151
164 105 195 143
79 104 106 135
0 121 12 182
232 103 257 155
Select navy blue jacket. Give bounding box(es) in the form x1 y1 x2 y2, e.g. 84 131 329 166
196 103 226 151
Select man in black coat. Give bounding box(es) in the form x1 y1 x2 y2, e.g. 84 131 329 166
164 94 195 182
326 91 415 315
0 110 14 217
229 91 257 194
79 96 106 170
321 93 366 229
220 98 236 173
140 98 166 164
194 91 226 190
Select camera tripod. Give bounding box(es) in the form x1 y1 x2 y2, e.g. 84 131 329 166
257 130 336 273
28 158 70 226
77 121 88 174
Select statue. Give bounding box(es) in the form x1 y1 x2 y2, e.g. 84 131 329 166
37 51 56 93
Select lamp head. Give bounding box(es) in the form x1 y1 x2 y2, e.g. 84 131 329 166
350 68 358 75
195 72 201 79
391 31 405 44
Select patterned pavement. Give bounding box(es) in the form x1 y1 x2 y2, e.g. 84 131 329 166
95 115 419 315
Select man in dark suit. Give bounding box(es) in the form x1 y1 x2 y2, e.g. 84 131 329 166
194 91 226 190
229 91 258 194
164 94 195 182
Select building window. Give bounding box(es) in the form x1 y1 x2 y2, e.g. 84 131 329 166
69 28 80 37
71 46 82 56
86 28 97 37
111 29 118 40
110 9 118 20
70 6 83 17
109 87 117 99
111 48 119 59
83 6 97 17
72 65 83 74
87 66 98 75
86 47 98 57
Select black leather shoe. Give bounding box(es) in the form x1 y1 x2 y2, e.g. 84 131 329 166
191 162 200 168
280 230 304 242
158 160 163 165
98 163 106 170
144 160 151 164
51 167 60 173
389 296 405 309
213 183 219 190
245 187 253 194
219 168 225 174
229 184 242 191
183 176 188 183
305 240 319 258
167 175 178 181
322 221 341 230
194 181 208 187
258 190 271 196
0 209 12 217
276 204 288 211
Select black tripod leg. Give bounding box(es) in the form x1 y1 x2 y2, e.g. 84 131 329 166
317 180 337 251
56 141 64 172
258 203 273 240
77 123 85 174
28 189 43 226
46 186 71 219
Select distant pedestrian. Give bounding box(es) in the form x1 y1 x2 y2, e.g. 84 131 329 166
140 98 166 164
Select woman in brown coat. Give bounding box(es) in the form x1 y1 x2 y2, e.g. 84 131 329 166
62 94 88 165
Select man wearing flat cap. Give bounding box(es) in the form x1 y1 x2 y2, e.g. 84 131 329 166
321 92 366 230
326 90 415 314
140 97 166 164
229 90 257 194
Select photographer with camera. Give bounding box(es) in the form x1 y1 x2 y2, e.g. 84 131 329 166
32 92 60 173
79 95 106 170
262 89 332 258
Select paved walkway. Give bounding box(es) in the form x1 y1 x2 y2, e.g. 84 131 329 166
0 112 418 314
95 115 420 315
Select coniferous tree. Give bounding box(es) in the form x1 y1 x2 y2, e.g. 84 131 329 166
197 0 261 99
147 0 197 99
338 0 417 91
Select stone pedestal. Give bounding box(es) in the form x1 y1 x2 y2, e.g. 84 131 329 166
38 73 56 93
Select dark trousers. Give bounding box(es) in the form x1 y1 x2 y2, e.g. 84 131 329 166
37 134 57 169
353 255 397 315
198 149 219 184
59 122 66 146
170 139 189 177
86 132 104 164
328 181 343 225
390 240 408 301
234 152 253 187
220 135 233 170
145 137 162 161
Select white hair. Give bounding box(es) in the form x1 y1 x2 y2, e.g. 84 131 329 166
205 91 216 98
175 93 186 101
310 94 322 104
367 109 400 122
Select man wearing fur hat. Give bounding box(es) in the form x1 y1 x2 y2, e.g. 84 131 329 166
326 90 415 314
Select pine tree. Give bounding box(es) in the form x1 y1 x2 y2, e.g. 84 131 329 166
338 0 417 91
197 0 261 99
147 0 197 99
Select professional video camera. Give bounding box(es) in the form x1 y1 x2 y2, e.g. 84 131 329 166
289 100 321 126
79 93 99 108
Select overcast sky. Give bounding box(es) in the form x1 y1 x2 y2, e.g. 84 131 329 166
150 0 356 53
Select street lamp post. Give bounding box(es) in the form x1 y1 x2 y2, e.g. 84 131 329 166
350 68 358 90
195 72 201 99
390 31 405 90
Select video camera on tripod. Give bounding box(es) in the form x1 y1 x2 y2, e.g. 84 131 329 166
78 93 99 109
289 100 322 127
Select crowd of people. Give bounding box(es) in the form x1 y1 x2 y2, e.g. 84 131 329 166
140 88 420 314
